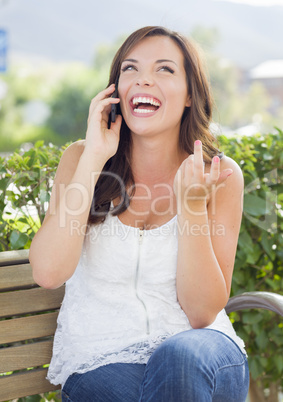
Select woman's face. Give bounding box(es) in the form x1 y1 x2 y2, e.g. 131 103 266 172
118 35 191 139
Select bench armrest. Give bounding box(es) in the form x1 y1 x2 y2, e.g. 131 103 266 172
225 291 283 317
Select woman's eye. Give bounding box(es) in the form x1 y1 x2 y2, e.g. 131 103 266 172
159 66 175 74
121 64 137 72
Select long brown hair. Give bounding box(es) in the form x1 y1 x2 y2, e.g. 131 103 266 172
88 26 221 225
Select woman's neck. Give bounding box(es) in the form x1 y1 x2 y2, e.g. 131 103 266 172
130 134 188 185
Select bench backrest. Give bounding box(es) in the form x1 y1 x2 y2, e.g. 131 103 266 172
0 250 65 401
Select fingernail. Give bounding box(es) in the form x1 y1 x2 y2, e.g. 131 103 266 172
195 140 201 146
213 156 220 163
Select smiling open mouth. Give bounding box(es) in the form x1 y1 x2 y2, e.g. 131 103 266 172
131 96 161 114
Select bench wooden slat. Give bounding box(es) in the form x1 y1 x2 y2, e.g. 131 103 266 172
0 339 53 373
0 368 60 401
0 263 36 291
0 249 29 266
0 311 59 344
0 286 65 318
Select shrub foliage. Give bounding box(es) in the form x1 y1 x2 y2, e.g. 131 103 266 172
218 129 283 389
0 141 64 251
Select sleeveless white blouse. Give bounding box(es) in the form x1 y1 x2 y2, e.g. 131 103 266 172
47 211 246 387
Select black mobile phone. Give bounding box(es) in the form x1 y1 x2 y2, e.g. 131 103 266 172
110 78 119 123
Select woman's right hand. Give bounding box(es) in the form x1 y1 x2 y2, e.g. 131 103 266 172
85 84 122 162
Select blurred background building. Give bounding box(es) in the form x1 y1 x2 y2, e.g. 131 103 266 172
250 60 283 114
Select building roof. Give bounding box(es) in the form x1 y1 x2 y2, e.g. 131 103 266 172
250 60 283 79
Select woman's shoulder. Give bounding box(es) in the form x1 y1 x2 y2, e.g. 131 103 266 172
207 155 243 214
205 154 243 184
219 155 244 196
61 140 86 160
221 155 241 169
221 155 243 182
57 140 85 167
54 140 86 183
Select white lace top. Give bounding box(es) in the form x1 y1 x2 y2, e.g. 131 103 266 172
47 211 246 387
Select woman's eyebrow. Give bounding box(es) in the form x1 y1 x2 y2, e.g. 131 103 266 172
122 58 138 63
121 58 178 66
156 59 177 66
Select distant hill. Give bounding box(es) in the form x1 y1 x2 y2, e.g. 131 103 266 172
0 0 282 69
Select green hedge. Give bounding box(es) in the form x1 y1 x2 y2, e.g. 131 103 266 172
0 141 65 251
218 129 283 389
0 130 282 391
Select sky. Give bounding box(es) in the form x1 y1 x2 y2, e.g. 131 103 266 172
1 0 282 70
215 0 283 5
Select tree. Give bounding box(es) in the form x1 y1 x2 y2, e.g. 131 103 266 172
45 66 108 144
191 26 273 131
93 34 127 72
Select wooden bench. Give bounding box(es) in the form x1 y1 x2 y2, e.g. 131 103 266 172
1 250 283 401
0 249 65 401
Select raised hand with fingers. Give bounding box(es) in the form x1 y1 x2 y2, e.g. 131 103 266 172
174 140 233 213
85 84 122 163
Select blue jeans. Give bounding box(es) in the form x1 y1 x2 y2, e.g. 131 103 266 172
61 329 249 401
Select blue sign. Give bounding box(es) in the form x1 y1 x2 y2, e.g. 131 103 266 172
0 29 8 72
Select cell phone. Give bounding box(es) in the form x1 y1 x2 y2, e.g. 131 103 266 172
110 78 119 123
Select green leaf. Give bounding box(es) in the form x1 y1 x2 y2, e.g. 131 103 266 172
238 231 254 253
259 356 268 369
45 391 61 401
9 230 29 250
265 278 279 291
35 140 45 148
0 177 11 191
255 331 269 349
38 150 49 165
274 355 283 372
18 395 43 402
26 149 37 168
246 245 261 264
242 312 263 325
244 194 269 216
17 216 29 224
39 189 49 204
260 232 276 261
249 356 264 379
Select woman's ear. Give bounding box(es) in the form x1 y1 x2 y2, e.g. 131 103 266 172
186 96 191 107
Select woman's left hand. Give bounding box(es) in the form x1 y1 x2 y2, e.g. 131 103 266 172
173 140 233 213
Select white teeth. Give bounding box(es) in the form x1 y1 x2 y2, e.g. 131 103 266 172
134 108 155 114
132 97 161 107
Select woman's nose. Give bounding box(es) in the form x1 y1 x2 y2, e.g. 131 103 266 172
136 73 154 87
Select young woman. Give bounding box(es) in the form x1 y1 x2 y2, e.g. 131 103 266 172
30 26 249 401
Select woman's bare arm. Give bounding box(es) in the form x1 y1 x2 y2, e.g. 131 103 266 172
30 85 121 289
30 142 103 288
175 142 244 328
